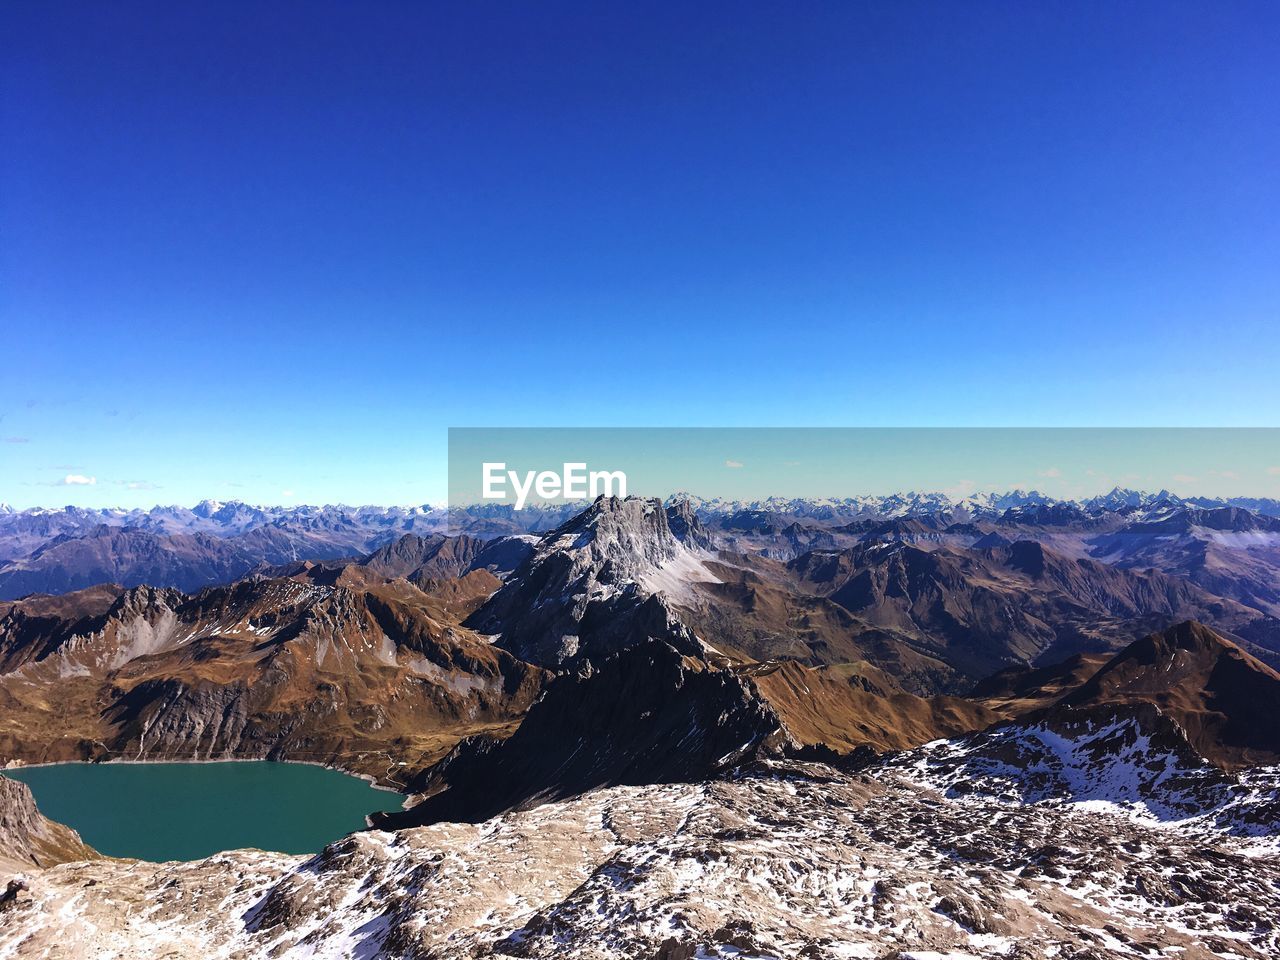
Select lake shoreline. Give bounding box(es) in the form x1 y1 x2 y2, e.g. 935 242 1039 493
3 756 411 807
6 759 412 862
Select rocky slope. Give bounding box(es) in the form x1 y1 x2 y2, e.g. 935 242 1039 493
1088 507 1280 618
969 649 1112 714
0 777 96 871
887 703 1280 845
1059 620 1280 770
374 616 1280 833
673 553 964 693
358 533 486 581
787 538 1278 681
375 638 781 828
0 577 545 785
745 658 998 754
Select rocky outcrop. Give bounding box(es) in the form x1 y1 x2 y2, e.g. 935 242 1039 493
664 498 713 550
886 699 1280 844
0 776 96 869
375 639 781 828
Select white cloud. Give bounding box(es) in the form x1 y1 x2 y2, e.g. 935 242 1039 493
281 489 296 498
62 474 96 486
1268 466 1280 476
941 479 977 499
1172 473 1198 484
1037 466 1062 479
724 460 744 469
124 480 160 490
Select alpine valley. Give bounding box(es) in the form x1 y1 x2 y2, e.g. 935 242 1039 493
1 492 1279 959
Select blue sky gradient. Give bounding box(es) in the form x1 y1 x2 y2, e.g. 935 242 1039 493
2 2 1278 506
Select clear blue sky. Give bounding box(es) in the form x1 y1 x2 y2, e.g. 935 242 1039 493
2 2 1278 507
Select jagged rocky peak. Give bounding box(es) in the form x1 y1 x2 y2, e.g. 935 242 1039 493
190 498 224 519
665 497 713 550
104 583 183 621
535 495 684 582
467 496 718 669
502 495 704 606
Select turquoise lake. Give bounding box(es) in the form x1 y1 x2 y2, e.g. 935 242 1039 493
5 760 405 862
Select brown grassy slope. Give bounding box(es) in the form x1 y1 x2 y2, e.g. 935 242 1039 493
969 651 1112 718
1059 620 1280 771
745 660 998 754
677 559 960 694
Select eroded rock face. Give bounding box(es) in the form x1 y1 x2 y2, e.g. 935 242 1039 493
0 777 96 870
664 499 713 551
3 756 1277 959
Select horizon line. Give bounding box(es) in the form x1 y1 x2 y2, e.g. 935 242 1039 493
6 485 1280 514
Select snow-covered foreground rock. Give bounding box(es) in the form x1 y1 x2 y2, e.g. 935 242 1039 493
3 754 1278 960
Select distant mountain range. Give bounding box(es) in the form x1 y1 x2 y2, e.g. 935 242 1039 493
0 500 452 566
4 486 1279 540
3 488 1280 602
664 487 1280 520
